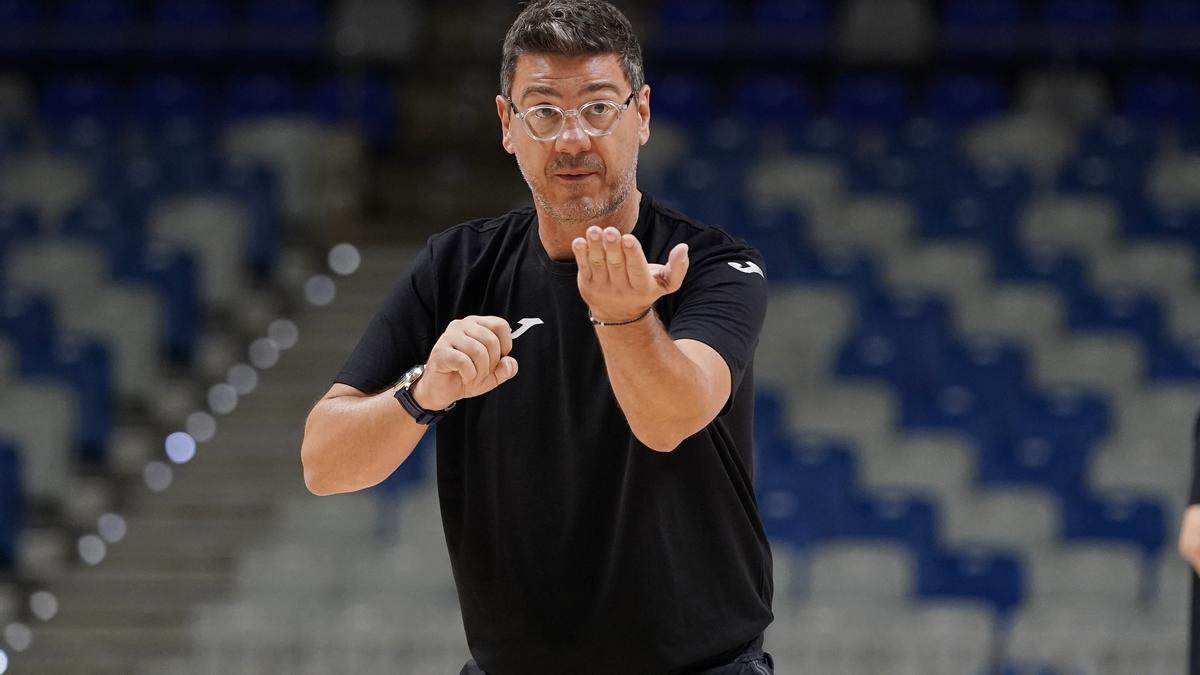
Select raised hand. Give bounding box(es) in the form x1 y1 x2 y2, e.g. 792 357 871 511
411 316 518 411
571 226 689 323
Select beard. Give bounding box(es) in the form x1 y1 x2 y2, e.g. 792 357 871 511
517 149 638 223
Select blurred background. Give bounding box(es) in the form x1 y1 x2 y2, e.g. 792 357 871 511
1 0 1199 673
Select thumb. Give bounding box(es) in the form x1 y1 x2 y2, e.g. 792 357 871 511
661 243 689 293
494 356 519 384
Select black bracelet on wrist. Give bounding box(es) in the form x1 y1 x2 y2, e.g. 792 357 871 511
588 306 653 327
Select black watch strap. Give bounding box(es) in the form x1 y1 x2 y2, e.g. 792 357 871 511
393 365 453 422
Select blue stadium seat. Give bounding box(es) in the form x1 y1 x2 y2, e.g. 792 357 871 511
224 74 299 121
976 434 1087 494
311 76 396 143
801 247 881 298
248 0 322 24
900 381 996 438
1061 490 1167 557
1076 117 1158 165
1120 201 1200 244
753 389 788 449
925 76 1006 127
658 0 731 28
944 337 1030 422
1056 153 1146 204
941 0 1022 57
835 331 905 387
133 76 210 127
56 0 134 52
60 199 201 364
649 75 714 129
59 0 133 25
1041 0 1118 56
1017 388 1111 449
0 441 21 568
156 0 229 26
1147 337 1200 382
789 118 854 158
993 246 1089 300
0 291 113 460
838 491 939 555
40 76 121 129
754 0 828 26
1121 76 1199 123
758 435 858 548
0 206 38 268
917 546 1025 615
1138 0 1200 58
732 210 810 281
0 0 39 54
831 76 909 128
1066 288 1165 347
220 161 282 278
734 77 808 128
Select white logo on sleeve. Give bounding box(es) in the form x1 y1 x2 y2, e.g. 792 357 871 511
728 261 765 277
510 318 544 339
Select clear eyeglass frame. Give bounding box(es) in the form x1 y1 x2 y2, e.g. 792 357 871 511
507 92 636 142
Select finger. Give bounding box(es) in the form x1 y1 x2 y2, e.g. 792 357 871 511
442 349 478 384
495 355 518 383
602 227 626 283
473 316 514 356
586 226 608 282
661 243 690 293
621 233 650 289
572 238 590 281
449 336 490 385
462 322 502 370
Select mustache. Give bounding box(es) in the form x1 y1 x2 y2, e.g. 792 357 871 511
545 154 604 176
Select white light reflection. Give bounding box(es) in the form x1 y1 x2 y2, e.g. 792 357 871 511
208 383 238 415
29 591 57 621
328 243 361 276
97 513 126 543
78 535 106 566
186 412 216 443
144 461 173 492
0 648 7 673
227 364 258 395
304 275 336 306
3 622 30 652
268 319 299 350
248 337 280 369
165 432 196 464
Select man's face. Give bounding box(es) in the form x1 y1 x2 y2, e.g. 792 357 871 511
497 53 650 223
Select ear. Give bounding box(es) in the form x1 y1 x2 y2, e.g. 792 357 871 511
636 84 651 146
496 95 515 155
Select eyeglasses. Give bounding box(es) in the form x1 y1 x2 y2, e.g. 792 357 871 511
508 92 636 142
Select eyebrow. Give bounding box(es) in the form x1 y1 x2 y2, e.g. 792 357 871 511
519 81 623 105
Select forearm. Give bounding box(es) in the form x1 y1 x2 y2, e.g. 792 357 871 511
301 386 428 496
594 312 715 452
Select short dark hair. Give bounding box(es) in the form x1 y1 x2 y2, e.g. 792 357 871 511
500 0 645 99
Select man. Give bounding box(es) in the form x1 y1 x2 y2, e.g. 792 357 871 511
300 2 775 673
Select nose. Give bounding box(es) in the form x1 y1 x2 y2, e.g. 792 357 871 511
554 112 591 153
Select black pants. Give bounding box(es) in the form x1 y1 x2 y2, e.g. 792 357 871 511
457 635 776 675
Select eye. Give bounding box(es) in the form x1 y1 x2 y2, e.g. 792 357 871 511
530 107 559 120
586 102 614 117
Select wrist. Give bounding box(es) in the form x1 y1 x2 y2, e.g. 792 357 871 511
409 375 452 412
588 306 653 326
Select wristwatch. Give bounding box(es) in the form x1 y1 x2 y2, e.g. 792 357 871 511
393 364 455 425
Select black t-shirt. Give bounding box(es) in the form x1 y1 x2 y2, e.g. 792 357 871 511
334 193 774 675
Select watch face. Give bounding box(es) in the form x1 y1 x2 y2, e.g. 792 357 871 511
400 364 424 389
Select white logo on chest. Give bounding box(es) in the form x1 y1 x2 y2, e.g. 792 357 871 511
728 261 765 277
510 317 545 339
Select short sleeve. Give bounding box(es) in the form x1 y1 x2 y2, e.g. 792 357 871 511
333 242 438 395
666 241 768 414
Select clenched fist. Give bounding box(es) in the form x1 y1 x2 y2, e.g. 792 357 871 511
411 316 518 411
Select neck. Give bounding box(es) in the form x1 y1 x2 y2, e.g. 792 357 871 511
537 189 643 262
